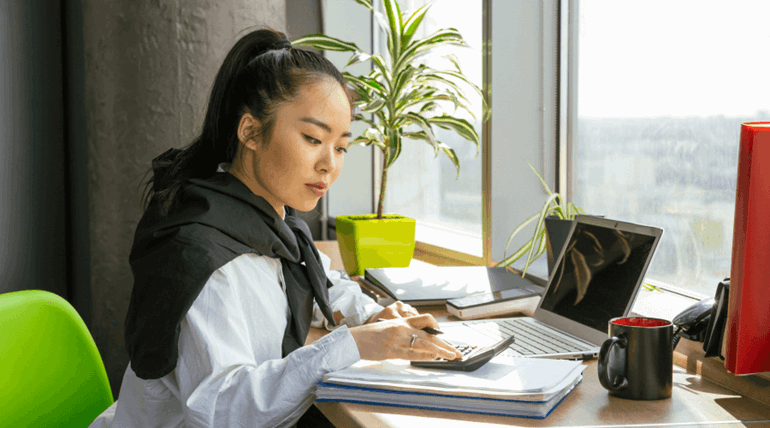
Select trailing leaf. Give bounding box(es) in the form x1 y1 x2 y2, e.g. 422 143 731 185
403 131 461 177
427 114 479 149
292 33 360 52
404 112 439 156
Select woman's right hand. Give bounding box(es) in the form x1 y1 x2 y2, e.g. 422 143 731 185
348 314 463 362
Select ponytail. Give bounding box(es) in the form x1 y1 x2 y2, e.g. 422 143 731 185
142 28 354 216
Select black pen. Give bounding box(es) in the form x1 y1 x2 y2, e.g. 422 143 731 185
377 318 444 335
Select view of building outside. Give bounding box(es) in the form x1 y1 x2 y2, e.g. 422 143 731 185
573 0 770 296
383 0 484 255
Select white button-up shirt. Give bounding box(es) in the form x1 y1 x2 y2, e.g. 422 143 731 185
90 250 383 428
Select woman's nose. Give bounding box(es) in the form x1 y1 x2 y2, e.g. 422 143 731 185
317 147 336 173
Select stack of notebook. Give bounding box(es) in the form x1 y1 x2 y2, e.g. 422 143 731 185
315 356 585 419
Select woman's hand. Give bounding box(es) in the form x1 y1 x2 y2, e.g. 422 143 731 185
365 301 420 324
349 314 463 362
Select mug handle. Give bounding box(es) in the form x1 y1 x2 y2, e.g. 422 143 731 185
598 335 629 393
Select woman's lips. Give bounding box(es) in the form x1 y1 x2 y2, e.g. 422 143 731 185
305 183 327 196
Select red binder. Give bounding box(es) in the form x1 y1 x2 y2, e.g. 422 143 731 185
726 122 770 375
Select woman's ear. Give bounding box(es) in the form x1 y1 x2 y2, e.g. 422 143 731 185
237 113 260 150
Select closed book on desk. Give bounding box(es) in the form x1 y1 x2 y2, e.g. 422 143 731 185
363 262 539 306
726 121 770 375
315 357 585 419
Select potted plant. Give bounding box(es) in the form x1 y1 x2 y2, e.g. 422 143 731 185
294 0 490 276
497 162 584 278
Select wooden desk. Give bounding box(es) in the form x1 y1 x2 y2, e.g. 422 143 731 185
314 241 770 428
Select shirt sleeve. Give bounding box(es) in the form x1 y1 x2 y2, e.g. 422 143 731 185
174 261 360 428
312 251 385 330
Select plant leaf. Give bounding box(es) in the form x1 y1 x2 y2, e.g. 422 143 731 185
527 161 554 195
353 0 373 10
344 74 384 97
431 70 490 120
383 0 403 62
403 112 439 156
402 1 434 47
497 239 534 268
403 131 461 178
427 114 480 153
384 128 402 169
499 212 539 265
419 101 439 114
393 28 466 74
345 52 371 68
353 113 379 129
292 33 360 52
416 72 473 107
522 192 561 277
361 98 386 113
444 53 463 73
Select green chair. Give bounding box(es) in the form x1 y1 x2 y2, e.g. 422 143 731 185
0 289 114 427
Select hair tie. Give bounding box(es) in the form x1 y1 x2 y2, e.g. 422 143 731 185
273 40 292 50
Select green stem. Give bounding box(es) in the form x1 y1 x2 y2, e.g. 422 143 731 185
377 154 388 219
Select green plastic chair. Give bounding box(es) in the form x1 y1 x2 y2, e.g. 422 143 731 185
0 289 114 428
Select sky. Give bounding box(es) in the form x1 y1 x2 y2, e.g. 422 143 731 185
578 0 770 118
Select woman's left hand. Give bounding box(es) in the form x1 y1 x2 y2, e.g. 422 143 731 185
365 301 420 323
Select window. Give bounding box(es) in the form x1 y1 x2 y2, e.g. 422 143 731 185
571 0 770 296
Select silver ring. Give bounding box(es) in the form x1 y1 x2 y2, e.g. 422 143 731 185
409 334 418 348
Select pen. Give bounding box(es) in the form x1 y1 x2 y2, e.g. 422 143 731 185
377 318 444 335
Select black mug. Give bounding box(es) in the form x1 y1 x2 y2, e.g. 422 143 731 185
598 317 673 400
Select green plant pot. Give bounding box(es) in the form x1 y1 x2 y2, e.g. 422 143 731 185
335 214 416 277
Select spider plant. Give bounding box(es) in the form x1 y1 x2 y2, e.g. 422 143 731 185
497 162 584 278
293 0 490 219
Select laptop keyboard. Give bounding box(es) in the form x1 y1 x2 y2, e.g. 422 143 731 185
461 318 596 357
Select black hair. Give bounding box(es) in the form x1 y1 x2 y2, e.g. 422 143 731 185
143 28 354 216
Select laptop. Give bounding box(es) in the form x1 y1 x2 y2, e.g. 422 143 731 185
437 215 663 360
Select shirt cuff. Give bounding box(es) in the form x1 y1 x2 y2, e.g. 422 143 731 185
315 325 361 372
341 301 384 327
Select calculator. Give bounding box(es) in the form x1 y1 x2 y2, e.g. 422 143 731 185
410 334 516 372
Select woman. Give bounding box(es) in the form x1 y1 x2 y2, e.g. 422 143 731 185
89 28 460 428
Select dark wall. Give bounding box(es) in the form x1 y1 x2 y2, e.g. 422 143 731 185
0 2 67 297
3 0 325 400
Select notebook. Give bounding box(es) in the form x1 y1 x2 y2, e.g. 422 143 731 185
438 215 663 360
361 264 539 306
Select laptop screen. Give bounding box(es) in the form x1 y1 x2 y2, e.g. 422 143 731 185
538 219 659 333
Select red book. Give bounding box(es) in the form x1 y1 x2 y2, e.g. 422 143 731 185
726 122 770 375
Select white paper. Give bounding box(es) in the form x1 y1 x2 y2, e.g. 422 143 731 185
323 356 585 394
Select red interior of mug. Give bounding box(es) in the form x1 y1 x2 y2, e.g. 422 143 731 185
611 317 671 327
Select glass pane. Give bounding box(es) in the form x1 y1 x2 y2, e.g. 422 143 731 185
381 0 484 256
573 0 770 296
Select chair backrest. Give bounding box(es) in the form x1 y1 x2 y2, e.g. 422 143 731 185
0 289 114 428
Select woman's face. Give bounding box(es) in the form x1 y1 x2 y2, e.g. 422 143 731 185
233 78 352 217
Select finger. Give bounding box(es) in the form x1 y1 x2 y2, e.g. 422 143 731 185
424 337 464 360
401 346 440 361
408 337 460 361
395 301 419 317
404 313 440 330
381 306 404 320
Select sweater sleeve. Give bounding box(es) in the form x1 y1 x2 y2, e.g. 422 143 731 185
174 257 360 428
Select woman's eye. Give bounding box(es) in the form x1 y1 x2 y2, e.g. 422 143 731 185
304 134 321 145
336 146 348 154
